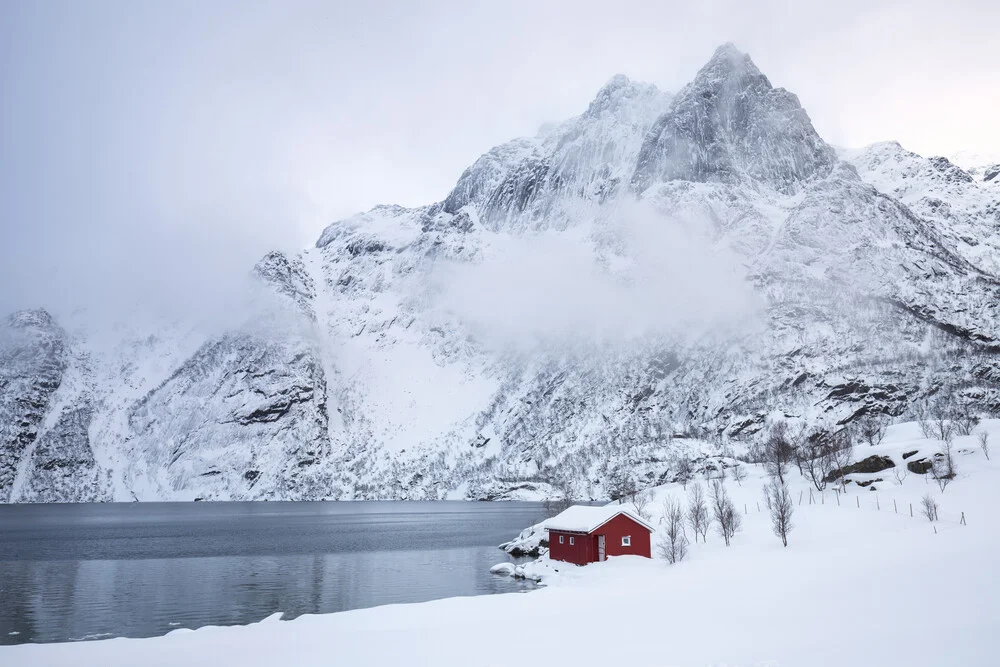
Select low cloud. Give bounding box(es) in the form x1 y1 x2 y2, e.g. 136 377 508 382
431 201 762 351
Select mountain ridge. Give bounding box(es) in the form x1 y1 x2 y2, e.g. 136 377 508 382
3 45 1000 502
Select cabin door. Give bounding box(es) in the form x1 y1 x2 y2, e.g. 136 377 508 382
597 534 606 561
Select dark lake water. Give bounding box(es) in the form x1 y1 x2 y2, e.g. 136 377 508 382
0 501 547 645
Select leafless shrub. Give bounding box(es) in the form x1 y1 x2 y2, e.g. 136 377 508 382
630 489 654 521
892 467 908 486
929 398 955 443
979 431 991 461
710 480 741 546
763 478 794 547
833 430 853 486
731 463 746 486
658 497 688 564
686 483 710 543
932 441 956 492
954 412 979 437
913 400 934 439
856 412 889 447
921 493 939 522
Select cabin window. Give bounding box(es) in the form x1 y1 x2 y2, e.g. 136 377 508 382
622 535 631 547
559 535 564 544
569 536 575 545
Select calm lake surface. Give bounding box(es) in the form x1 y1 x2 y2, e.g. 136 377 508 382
0 501 547 645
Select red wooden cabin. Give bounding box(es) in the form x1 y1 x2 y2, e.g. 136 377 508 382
545 505 653 565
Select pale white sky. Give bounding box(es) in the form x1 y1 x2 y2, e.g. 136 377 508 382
1 0 998 315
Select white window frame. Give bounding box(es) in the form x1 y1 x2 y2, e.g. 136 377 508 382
569 536 575 546
621 535 631 547
559 535 564 544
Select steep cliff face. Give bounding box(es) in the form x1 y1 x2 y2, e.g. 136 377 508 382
444 74 671 230
0 310 69 501
632 43 837 195
4 45 1000 501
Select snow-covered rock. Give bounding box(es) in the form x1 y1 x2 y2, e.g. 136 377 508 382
488 562 515 576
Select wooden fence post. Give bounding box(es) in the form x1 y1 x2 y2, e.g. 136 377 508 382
894 499 897 514
876 496 880 511
856 496 860 508
910 503 913 518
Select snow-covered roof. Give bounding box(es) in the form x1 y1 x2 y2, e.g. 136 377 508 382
544 505 654 534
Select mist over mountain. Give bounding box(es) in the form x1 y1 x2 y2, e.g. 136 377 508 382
3 44 1000 502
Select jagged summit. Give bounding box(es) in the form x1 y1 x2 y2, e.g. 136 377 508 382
701 42 761 79
6 308 58 331
439 72 670 229
631 44 836 194
584 74 660 118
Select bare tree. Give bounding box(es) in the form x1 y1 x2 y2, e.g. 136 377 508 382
831 430 854 491
542 477 575 517
892 467 908 486
913 400 934 439
954 411 979 437
979 431 991 460
607 467 636 503
932 441 956 492
658 497 688 563
686 482 710 543
764 422 795 484
930 398 955 443
801 428 839 491
710 480 741 546
673 456 693 489
631 488 654 521
856 412 889 447
731 463 746 486
763 478 794 547
921 493 939 522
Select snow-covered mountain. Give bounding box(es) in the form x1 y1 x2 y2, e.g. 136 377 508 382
3 44 1000 502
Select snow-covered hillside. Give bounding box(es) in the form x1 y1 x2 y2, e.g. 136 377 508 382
6 420 997 665
3 43 1000 502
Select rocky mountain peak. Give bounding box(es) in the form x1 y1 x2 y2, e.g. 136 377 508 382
631 44 836 195
584 74 661 118
6 309 58 332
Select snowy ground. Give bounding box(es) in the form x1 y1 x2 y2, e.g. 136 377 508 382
5 421 998 666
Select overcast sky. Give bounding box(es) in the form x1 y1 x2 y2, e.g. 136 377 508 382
1 0 998 317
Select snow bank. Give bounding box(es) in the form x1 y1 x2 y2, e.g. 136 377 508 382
498 520 547 557
488 562 515 576
4 421 999 666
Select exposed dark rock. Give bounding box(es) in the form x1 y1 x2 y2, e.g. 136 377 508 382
825 455 895 482
907 459 933 475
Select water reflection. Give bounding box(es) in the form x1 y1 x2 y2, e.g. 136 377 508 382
0 502 543 644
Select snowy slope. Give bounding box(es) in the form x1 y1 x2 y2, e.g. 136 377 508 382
3 44 1000 502
5 420 997 665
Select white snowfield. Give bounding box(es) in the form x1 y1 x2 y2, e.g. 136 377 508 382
6 421 998 666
